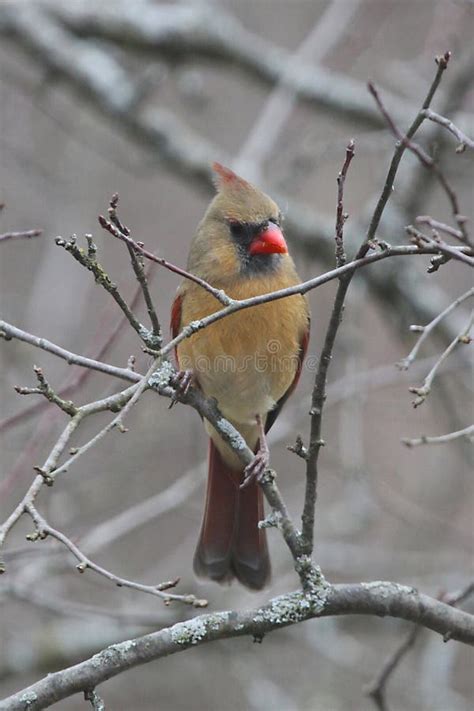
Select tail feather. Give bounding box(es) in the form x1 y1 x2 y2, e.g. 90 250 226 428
232 481 270 590
193 439 270 590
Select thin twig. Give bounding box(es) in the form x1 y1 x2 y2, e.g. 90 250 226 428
0 320 139 384
335 139 355 267
365 625 420 711
416 215 465 242
0 278 147 435
2 241 471 376
369 75 471 246
107 193 162 344
405 225 474 267
0 382 139 556
397 286 474 370
359 51 451 259
302 279 350 552
409 309 473 407
98 214 232 307
55 234 157 347
301 141 356 552
24 504 207 607
14 365 78 417
421 108 474 152
0 229 42 242
402 424 474 447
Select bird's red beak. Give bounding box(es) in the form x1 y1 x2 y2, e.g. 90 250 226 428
249 224 288 255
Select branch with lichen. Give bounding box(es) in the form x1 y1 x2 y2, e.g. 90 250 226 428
1 581 473 711
365 583 474 711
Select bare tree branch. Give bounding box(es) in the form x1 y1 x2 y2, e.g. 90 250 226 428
97 212 232 307
24 503 206 607
0 228 42 242
1 583 472 711
361 51 452 260
0 320 139 384
368 73 471 246
365 625 420 711
421 108 474 151
0 278 148 435
406 225 474 267
397 286 474 370
416 215 465 241
107 194 162 344
365 583 474 711
408 309 473 407
402 424 474 448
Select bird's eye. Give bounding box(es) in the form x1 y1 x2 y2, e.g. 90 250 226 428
228 220 248 239
269 216 280 227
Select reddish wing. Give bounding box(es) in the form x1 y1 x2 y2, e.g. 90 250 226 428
265 326 310 434
170 293 183 362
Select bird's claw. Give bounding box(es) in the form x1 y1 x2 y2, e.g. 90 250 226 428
169 369 194 408
240 449 269 489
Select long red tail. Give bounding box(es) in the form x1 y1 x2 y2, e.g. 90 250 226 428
193 439 271 590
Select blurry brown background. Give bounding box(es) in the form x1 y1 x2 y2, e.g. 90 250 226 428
0 1 473 709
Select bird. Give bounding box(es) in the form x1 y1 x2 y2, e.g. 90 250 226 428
171 162 310 590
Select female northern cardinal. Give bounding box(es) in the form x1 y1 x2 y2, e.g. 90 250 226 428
171 163 310 589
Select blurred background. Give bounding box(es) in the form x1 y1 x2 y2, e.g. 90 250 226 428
0 1 473 709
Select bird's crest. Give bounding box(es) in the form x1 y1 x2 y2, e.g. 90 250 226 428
212 162 253 194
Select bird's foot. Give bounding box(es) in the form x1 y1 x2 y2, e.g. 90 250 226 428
241 414 269 489
169 369 194 408
241 448 269 489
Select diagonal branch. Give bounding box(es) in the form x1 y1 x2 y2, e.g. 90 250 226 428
368 74 471 246
98 213 232 307
0 320 139 384
421 108 474 151
107 193 162 344
397 286 474 370
55 235 157 348
365 625 420 711
24 504 207 607
408 309 473 407
359 51 452 261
